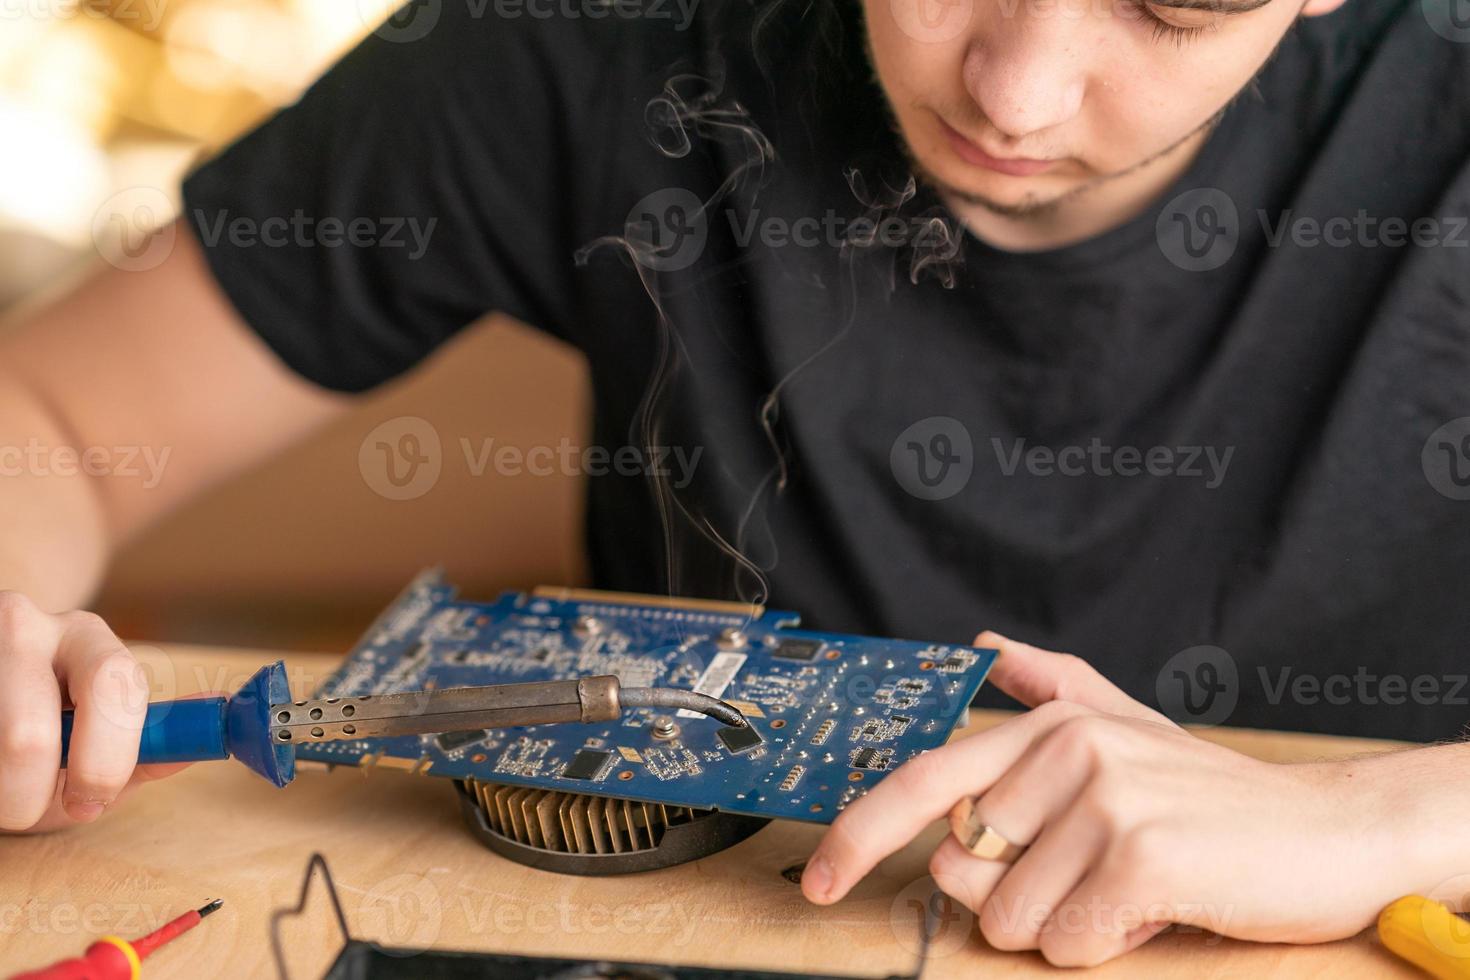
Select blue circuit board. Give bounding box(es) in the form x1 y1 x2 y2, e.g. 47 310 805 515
297 572 995 824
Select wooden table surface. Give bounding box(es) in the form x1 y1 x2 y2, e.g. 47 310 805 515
0 644 1425 979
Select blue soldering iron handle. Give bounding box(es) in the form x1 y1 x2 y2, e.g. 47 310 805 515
59 697 230 766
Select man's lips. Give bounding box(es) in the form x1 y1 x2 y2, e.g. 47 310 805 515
939 119 1058 177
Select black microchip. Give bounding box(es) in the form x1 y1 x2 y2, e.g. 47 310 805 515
852 748 889 770
944 657 966 669
435 729 487 752
717 723 764 754
563 749 615 781
773 638 823 662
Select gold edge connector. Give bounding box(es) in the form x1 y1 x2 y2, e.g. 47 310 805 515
358 751 430 774
532 586 764 619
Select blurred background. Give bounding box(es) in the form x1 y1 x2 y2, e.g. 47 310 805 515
0 0 590 651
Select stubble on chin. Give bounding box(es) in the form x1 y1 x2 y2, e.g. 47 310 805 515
890 104 1224 222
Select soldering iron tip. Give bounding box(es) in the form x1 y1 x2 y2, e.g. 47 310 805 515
198 899 224 918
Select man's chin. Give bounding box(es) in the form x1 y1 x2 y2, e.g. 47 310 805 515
917 162 1092 220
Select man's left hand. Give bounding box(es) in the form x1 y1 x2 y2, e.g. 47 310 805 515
799 633 1418 966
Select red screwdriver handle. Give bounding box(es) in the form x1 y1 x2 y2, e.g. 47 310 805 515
9 936 140 980
7 901 220 980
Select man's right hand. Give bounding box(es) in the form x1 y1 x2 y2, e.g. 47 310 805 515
0 591 183 834
0 224 352 833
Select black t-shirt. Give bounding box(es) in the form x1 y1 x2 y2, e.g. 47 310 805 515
183 0 1470 741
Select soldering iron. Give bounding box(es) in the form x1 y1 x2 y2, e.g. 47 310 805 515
59 661 749 788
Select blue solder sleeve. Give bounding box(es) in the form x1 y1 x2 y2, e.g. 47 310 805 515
60 697 230 766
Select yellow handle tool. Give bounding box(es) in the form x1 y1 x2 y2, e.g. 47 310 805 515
1380 896 1470 979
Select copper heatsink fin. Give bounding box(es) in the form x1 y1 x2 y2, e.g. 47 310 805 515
465 777 706 854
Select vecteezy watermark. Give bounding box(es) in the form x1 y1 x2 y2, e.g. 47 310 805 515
361 0 442 42
981 894 1234 944
0 439 171 490
1259 666 1469 708
891 417 975 501
337 870 708 950
358 417 704 501
1156 188 1240 272
726 209 959 252
890 0 1246 41
77 645 157 734
1423 0 1470 44
191 209 438 261
905 868 1234 951
1259 210 1470 250
92 186 177 273
1159 187 1470 271
1421 873 1470 961
0 0 167 29
890 877 977 960
455 895 702 944
359 0 700 43
624 187 708 272
486 0 699 27
461 437 703 487
1156 644 1470 726
1422 417 1470 501
891 422 1233 500
1155 645 1239 727
0 900 183 938
359 417 444 502
992 438 1235 489
357 873 443 950
985 0 1206 21
621 190 962 272
888 0 974 42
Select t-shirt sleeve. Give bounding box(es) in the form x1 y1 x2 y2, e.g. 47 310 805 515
182 6 586 393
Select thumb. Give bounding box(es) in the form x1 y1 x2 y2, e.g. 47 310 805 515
22 762 195 834
976 631 1174 725
132 762 194 784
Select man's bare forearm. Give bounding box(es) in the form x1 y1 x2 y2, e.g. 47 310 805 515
1375 740 1470 907
0 226 350 611
0 372 112 610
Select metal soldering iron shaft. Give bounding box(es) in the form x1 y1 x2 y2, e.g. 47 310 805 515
619 687 748 727
271 675 747 745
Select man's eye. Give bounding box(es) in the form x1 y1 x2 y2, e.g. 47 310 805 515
1146 4 1227 30
1132 1 1227 42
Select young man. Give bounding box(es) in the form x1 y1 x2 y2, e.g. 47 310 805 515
1 0 1467 965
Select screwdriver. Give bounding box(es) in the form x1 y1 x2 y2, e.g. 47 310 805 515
59 661 748 787
10 899 222 980
1379 895 1470 979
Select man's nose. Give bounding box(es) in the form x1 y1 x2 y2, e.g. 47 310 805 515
961 7 1090 140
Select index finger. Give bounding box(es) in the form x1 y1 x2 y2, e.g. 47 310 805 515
977 632 1172 725
801 699 1091 905
54 613 148 822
